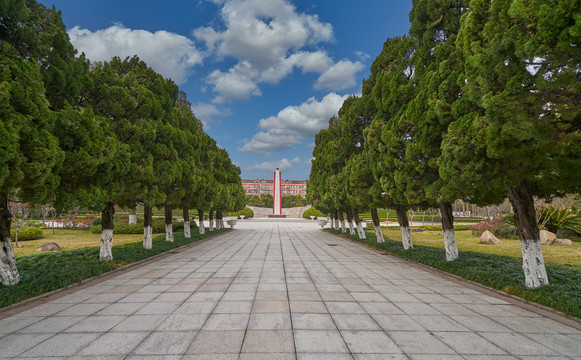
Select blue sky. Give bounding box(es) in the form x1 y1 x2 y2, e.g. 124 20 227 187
40 0 412 180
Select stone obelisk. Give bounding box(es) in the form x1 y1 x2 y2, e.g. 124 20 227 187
269 168 285 218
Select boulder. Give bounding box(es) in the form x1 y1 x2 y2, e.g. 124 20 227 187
480 230 502 245
37 242 61 252
540 230 556 245
552 238 573 246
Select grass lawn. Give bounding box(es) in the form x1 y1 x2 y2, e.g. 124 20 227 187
13 229 144 257
381 228 581 266
329 227 581 319
1 229 228 309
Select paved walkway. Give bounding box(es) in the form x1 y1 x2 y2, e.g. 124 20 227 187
1 221 580 359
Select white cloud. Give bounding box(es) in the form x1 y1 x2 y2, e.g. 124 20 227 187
192 0 362 102
191 102 230 128
315 60 364 90
305 157 314 165
239 92 349 154
246 157 301 172
68 25 204 85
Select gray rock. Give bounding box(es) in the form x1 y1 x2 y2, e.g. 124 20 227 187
539 230 556 245
480 230 501 245
37 242 61 252
552 238 573 246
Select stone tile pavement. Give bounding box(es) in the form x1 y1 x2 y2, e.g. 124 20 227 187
0 220 580 359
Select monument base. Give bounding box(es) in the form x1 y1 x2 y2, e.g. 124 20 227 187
268 214 287 218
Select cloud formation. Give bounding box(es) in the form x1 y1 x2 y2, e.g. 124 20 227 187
239 92 349 154
246 157 300 172
68 25 204 85
194 0 362 102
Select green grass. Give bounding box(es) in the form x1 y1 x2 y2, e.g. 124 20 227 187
358 209 482 224
0 229 228 309
328 228 581 319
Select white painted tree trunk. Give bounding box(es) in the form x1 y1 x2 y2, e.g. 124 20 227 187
356 222 366 239
334 218 340 230
521 239 549 288
374 225 385 243
443 229 459 261
0 237 19 285
400 226 413 250
100 229 114 260
348 221 355 235
219 218 224 230
165 224 174 242
209 219 214 231
143 226 152 249
199 219 205 234
128 214 137 224
340 220 346 233
184 221 191 238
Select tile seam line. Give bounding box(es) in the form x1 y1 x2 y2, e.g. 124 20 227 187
0 229 232 319
326 230 581 330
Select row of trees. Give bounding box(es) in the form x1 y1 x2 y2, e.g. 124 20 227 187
308 0 579 288
0 0 245 286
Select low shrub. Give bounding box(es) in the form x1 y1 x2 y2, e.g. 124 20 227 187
10 227 44 241
423 225 471 231
471 217 517 238
228 207 254 219
90 220 186 234
303 207 326 219
92 217 102 226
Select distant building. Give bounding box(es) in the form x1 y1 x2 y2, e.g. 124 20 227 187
242 178 307 198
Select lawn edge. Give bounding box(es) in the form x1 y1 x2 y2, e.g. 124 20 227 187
0 229 230 318
327 229 581 330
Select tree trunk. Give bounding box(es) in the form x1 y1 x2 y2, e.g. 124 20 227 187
165 202 173 242
333 211 340 230
128 207 137 224
217 210 223 230
508 182 549 288
338 209 346 233
183 207 191 238
371 208 384 243
143 205 153 249
0 195 19 286
395 204 412 250
440 201 458 261
345 207 355 235
352 207 366 239
209 210 214 231
198 209 205 234
100 201 115 261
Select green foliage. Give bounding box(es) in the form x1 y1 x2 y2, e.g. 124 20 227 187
228 207 254 219
330 228 581 319
302 207 326 219
471 218 517 239
0 229 229 308
90 220 186 234
537 205 581 234
281 195 307 208
10 227 44 241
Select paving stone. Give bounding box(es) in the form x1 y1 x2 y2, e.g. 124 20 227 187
434 331 507 355
294 330 349 353
20 332 101 357
202 313 250 330
242 330 294 353
77 332 149 355
325 301 366 314
331 314 381 331
187 330 245 354
17 315 84 333
133 331 198 355
214 301 253 313
342 330 402 354
298 354 354 360
157 314 209 331
111 314 168 332
388 331 456 354
95 302 146 316
0 333 54 357
290 301 328 314
248 313 292 329
63 315 126 332
292 313 337 330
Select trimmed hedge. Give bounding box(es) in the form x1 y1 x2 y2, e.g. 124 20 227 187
303 207 326 219
90 220 186 234
228 207 254 219
10 227 44 241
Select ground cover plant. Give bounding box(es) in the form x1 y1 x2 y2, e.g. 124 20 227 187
328 228 581 319
0 229 228 309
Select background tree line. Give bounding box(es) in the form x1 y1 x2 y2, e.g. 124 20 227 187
308 0 579 288
0 0 245 286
